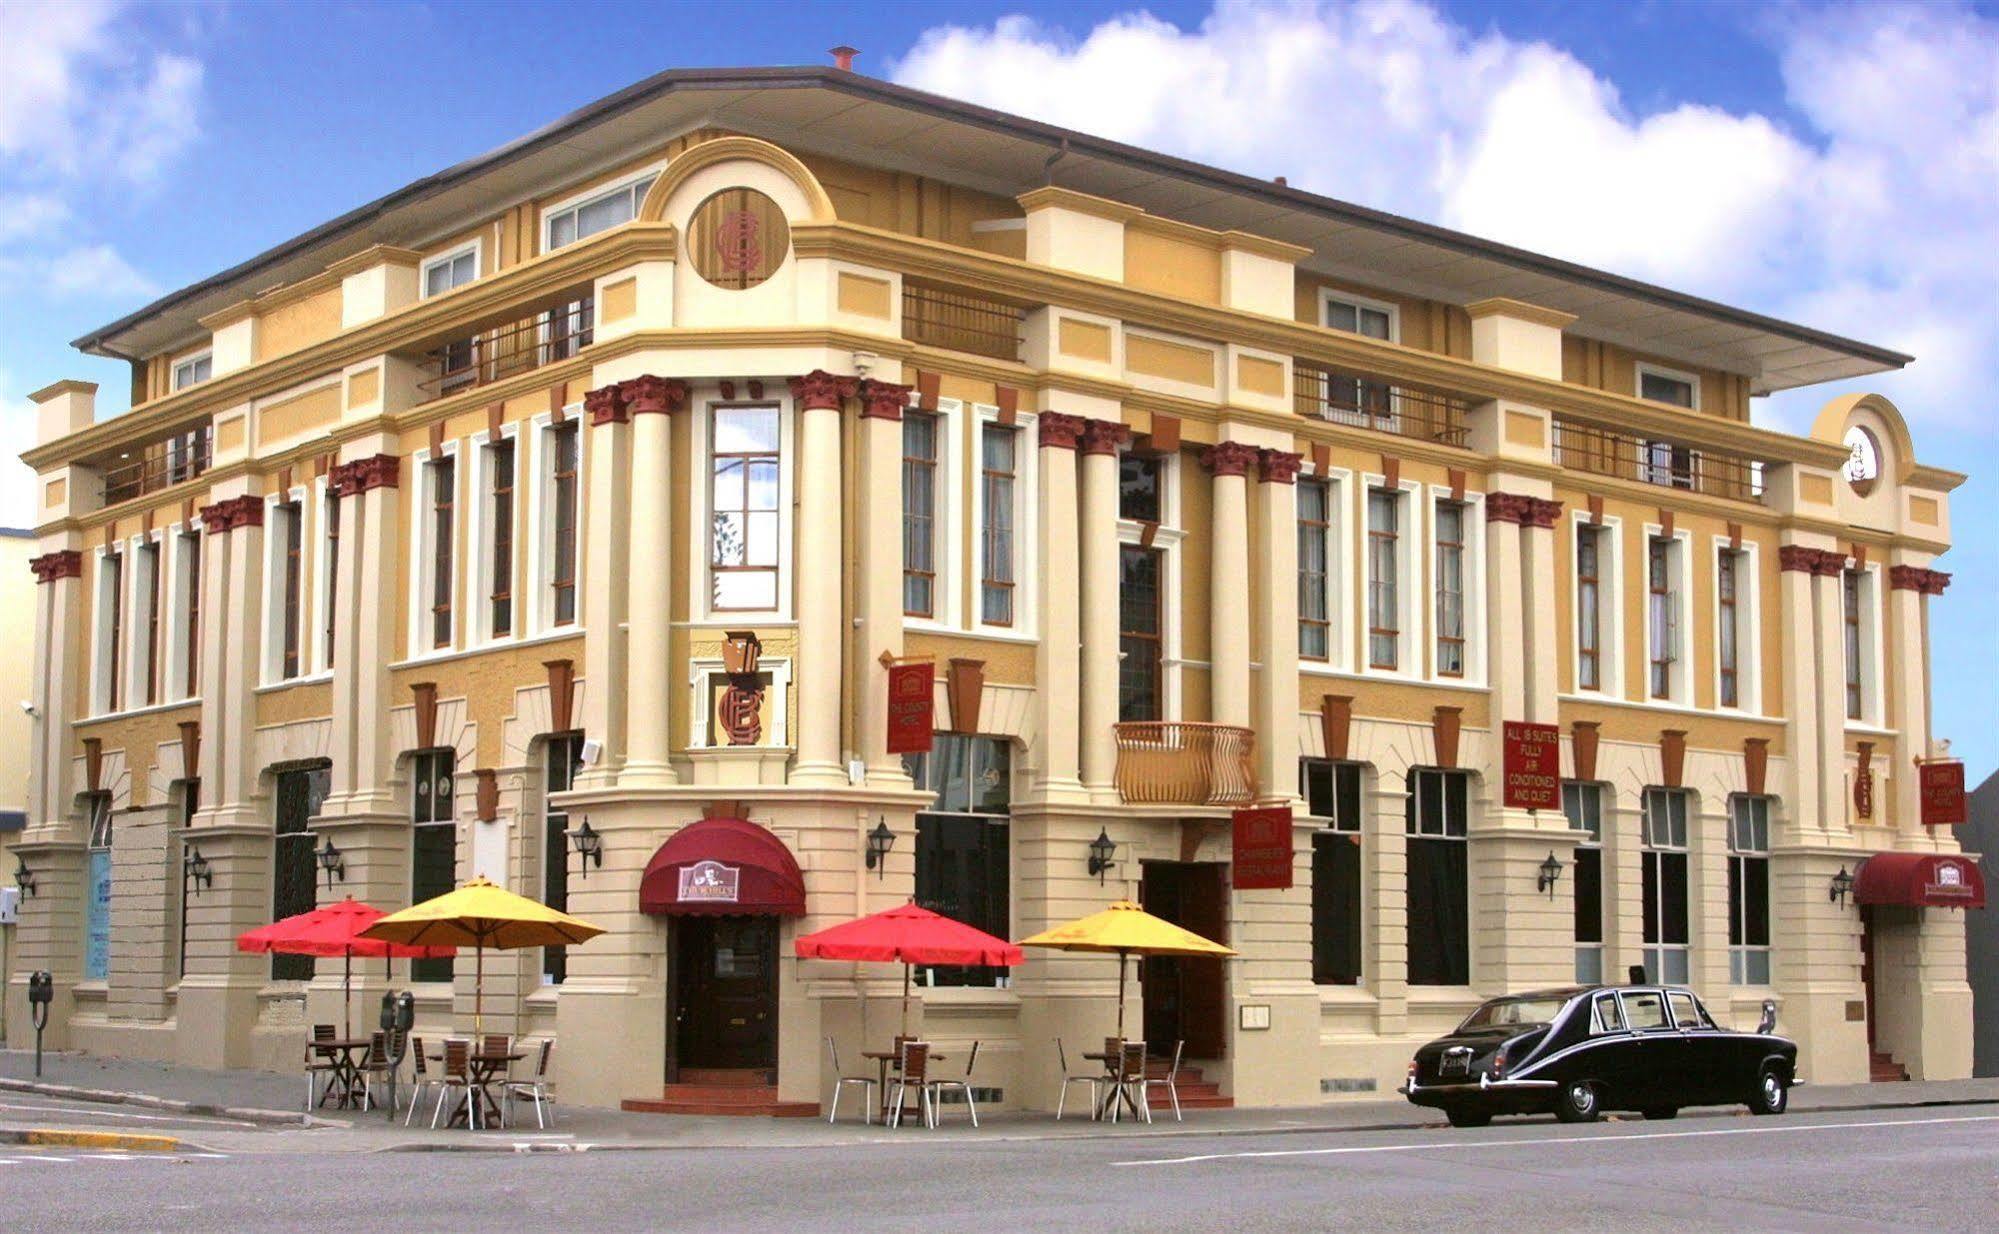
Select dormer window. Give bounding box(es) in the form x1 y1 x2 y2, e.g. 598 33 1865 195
171 353 211 391
544 173 656 251
422 245 479 298
1637 364 1697 409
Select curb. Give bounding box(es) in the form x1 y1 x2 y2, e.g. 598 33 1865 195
2 1128 182 1152
0 1076 311 1127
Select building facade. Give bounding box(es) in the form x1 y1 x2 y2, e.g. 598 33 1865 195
7 65 1974 1112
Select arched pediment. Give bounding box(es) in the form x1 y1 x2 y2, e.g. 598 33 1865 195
1811 392 1919 485
636 135 837 227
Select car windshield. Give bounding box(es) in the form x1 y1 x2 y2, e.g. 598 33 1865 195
1459 996 1569 1029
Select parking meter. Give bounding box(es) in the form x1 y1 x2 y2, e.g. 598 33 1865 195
27 971 53 1077
393 990 415 1033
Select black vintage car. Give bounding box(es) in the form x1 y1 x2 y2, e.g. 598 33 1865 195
1403 984 1798 1127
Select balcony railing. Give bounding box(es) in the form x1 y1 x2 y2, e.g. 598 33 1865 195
418 298 595 400
902 281 1025 362
1293 360 1471 447
1553 419 1764 503
1113 721 1257 807
101 425 212 506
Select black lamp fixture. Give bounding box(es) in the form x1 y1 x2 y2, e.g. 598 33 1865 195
1087 828 1118 884
1829 865 1855 907
1536 851 1563 898
13 854 35 897
864 817 895 878
571 818 603 875
316 836 345 887
182 845 212 892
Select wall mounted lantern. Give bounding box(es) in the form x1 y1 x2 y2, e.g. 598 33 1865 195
1537 851 1563 898
1087 828 1118 884
182 845 212 893
14 855 35 897
865 817 895 877
1829 866 1855 907
316 837 345 887
571 818 603 875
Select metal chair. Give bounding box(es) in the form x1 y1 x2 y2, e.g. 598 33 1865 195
404 1037 436 1127
432 1039 481 1129
825 1036 879 1125
502 1040 555 1129
1142 1039 1185 1122
925 1041 982 1127
1054 1037 1106 1121
885 1041 934 1129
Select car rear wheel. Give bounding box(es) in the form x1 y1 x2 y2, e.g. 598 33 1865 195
1554 1080 1600 1123
1641 1107 1678 1120
1444 1108 1492 1128
1749 1065 1788 1116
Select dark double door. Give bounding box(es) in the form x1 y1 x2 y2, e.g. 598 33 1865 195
670 916 778 1079
1141 861 1230 1059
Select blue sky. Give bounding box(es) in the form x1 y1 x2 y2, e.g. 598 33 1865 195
1 0 1993 777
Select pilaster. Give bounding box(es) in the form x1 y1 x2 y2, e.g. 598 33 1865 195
577 382 632 789
1887 563 1948 832
326 449 401 815
1032 412 1085 799
857 379 914 785
1202 440 1257 728
789 369 856 786
622 375 689 788
1252 449 1301 798
27 544 85 835
1077 418 1126 800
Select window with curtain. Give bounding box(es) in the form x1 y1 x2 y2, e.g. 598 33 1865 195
902 412 938 617
906 736 1012 987
980 424 1017 625
322 490 340 670
1118 545 1164 722
542 735 583 985
1367 488 1400 670
1576 524 1603 691
1298 479 1331 661
279 499 304 676
427 459 455 649
1718 548 1741 707
1844 570 1865 720
410 749 457 983
1648 538 1678 699
271 763 329 981
1434 499 1465 678
1641 787 1691 984
1406 768 1469 986
488 437 515 639
1304 759 1364 985
548 420 580 627
710 407 781 611
1728 796 1771 985
1564 782 1605 983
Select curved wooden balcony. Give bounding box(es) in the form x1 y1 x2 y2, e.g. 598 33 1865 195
1113 722 1258 807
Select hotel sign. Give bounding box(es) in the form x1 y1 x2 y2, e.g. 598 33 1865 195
1231 807 1294 890
678 860 741 904
1502 722 1562 811
884 661 934 755
1919 761 1967 827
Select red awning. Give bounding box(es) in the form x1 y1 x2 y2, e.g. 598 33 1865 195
1853 852 1986 909
638 818 806 917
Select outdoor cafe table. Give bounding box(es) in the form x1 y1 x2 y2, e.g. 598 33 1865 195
313 1037 375 1110
429 1046 526 1129
1082 1047 1146 1122
861 1047 947 1124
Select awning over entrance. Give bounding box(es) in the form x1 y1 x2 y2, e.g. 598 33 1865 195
639 818 806 917
1853 852 1986 909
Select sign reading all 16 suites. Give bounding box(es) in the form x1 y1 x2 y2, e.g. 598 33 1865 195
1502 722 1562 811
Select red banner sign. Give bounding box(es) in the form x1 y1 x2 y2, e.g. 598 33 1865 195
1231 807 1294 890
1920 761 1967 827
1502 721 1562 810
884 661 935 755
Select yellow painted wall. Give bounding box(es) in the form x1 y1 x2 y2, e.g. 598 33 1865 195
254 285 344 363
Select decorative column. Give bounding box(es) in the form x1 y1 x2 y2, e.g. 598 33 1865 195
1253 449 1302 798
621 375 689 788
325 453 401 814
1486 493 1563 725
576 382 632 790
1202 441 1258 728
26 549 84 832
1033 412 1085 799
789 370 857 786
858 378 915 784
197 495 266 827
1888 565 1950 831
1078 418 1127 800
1777 544 1842 832
1520 497 1563 723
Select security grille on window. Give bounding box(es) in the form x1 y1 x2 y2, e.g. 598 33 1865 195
906 736 1012 987
1641 787 1692 984
548 421 580 627
1564 782 1605 983
1406 768 1469 986
84 792 113 980
1434 500 1466 677
979 424 1017 625
710 407 781 611
902 412 938 617
1728 796 1772 985
1576 525 1603 690
410 750 456 982
1367 488 1400 670
1118 545 1164 722
542 735 583 985
272 764 329 981
1298 479 1331 661
1303 759 1363 986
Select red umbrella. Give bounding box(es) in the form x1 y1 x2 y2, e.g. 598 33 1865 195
795 902 1023 1037
238 898 456 1035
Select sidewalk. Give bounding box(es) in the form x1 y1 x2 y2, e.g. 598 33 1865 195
5 1048 1997 1155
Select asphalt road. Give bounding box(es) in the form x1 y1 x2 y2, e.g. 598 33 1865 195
7 1102 1996 1232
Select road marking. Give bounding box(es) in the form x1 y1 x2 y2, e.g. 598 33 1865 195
1115 1112 1999 1167
0 1100 258 1128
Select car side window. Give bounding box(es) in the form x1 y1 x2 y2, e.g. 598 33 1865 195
1619 990 1670 1031
1667 991 1701 1029
1592 993 1625 1034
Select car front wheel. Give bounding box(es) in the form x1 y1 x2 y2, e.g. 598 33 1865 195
1554 1080 1600 1123
1749 1065 1788 1116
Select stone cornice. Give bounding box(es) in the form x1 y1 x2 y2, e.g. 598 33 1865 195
29 549 82 583
1080 418 1130 456
1487 492 1562 527
329 453 400 497
1889 565 1950 595
1778 545 1848 576
857 378 912 422
1037 412 1085 450
1257 449 1303 484
1201 440 1260 477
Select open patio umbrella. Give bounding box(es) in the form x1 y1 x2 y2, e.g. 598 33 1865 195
1018 901 1236 1039
236 897 456 1036
359 877 603 1032
795 902 1024 1038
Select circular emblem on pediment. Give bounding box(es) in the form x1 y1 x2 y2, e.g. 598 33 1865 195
689 188 788 290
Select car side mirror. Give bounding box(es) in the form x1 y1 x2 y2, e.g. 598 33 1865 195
1756 999 1777 1035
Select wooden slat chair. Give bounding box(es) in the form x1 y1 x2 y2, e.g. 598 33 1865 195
1112 1039 1150 1124
355 1032 394 1114
885 1041 933 1129
431 1039 481 1129
303 1024 339 1112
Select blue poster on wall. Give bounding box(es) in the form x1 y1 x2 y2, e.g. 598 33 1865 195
85 849 111 980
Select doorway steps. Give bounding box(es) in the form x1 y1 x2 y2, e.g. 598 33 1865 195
622 1068 818 1117
1869 1051 1909 1083
1147 1058 1233 1110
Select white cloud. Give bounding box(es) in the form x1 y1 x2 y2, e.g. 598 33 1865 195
43 243 158 299
0 372 38 530
893 0 1999 435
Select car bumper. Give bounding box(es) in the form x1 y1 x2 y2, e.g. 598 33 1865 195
1401 1074 1559 1110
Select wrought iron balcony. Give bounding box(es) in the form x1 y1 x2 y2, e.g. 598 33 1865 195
100 423 212 506
1112 721 1258 807
1293 360 1473 447
902 280 1026 362
416 298 595 401
1552 418 1765 503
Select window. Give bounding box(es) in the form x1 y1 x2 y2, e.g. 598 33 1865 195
1120 452 1163 524
97 550 124 713
1638 366 1698 490
1406 769 1470 986
1728 796 1771 985
1647 537 1680 700
1641 788 1691 984
1591 992 1625 1034
488 438 516 638
543 175 655 250
1434 500 1466 678
1639 367 1697 409
271 764 329 981
1718 549 1741 708
710 407 780 611
84 792 112 980
1320 294 1396 427
138 538 162 706
542 735 582 985
1844 569 1875 722
421 246 477 298
545 296 594 363
1118 545 1164 722
171 353 212 391
1298 479 1332 661
1620 988 1671 1031
278 499 304 678
176 528 201 700
547 420 581 627
1565 783 1605 983
1667 990 1708 1029
427 457 456 649
906 737 1012 987
321 490 340 671
1367 488 1401 670
979 424 1018 625
173 780 198 979
902 412 938 617
410 749 456 982
1303 759 1363 985
1576 525 1604 691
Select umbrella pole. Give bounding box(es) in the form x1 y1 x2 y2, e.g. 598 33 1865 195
343 948 353 1038
901 962 911 1039
1117 949 1128 1040
474 941 484 1035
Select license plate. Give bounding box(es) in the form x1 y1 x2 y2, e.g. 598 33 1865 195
1440 1049 1471 1076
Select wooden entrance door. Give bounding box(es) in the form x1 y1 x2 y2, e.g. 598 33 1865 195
1860 905 1878 1049
671 916 778 1078
1140 861 1230 1059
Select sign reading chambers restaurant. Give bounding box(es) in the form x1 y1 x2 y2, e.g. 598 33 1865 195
678 860 741 904
884 661 935 755
1501 722 1562 811
1231 807 1293 890
1920 761 1967 827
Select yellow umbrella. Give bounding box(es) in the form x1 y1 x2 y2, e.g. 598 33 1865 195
360 876 604 1031
1018 901 1235 1039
